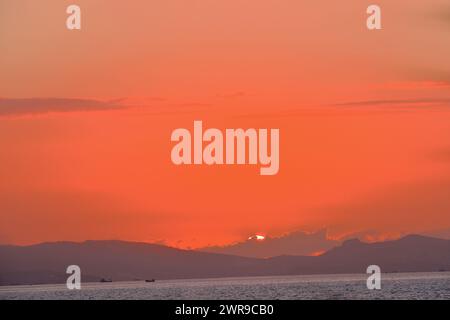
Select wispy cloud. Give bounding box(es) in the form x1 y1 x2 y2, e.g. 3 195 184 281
0 97 128 117
379 80 450 91
433 5 450 27
429 146 450 163
216 91 247 99
333 98 450 108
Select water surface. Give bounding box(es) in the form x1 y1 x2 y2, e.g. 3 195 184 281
1 272 449 300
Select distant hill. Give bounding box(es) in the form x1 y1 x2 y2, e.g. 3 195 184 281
200 229 338 258
421 228 450 240
280 235 450 274
0 235 449 285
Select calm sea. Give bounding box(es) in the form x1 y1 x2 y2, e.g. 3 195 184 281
1 272 449 300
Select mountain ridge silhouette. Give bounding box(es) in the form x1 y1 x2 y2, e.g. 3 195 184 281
1 234 449 285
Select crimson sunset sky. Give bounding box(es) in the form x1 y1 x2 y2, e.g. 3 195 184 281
1 0 450 247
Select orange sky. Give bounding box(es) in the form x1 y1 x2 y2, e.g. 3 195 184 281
1 0 450 247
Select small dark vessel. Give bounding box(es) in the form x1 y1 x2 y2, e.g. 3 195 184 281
145 279 156 283
100 278 113 283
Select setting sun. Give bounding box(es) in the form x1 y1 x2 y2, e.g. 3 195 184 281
248 235 266 241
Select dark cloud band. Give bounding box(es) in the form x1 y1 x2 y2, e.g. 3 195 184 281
0 97 127 116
